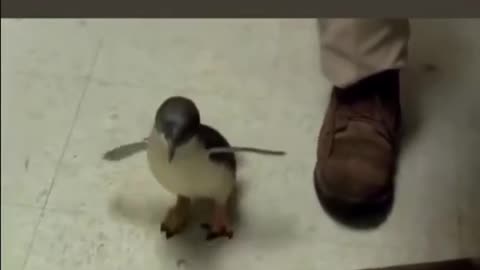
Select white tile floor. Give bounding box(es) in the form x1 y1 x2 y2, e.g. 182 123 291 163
1 19 479 270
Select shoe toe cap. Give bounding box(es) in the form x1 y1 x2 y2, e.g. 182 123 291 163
318 136 395 204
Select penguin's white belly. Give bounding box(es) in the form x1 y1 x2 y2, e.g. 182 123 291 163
146 130 234 203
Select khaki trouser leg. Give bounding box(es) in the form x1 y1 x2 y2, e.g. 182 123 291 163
320 19 410 88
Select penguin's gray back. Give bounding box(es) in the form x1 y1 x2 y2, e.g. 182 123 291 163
147 126 235 203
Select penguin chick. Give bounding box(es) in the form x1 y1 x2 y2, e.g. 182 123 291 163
147 96 236 240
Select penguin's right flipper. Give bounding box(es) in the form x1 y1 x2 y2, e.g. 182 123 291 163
103 140 147 161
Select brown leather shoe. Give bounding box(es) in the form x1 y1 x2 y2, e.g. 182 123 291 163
314 69 401 220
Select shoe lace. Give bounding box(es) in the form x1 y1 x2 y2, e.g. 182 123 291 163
334 89 392 141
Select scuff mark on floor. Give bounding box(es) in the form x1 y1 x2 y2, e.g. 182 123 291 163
176 258 187 269
423 63 439 73
24 157 30 171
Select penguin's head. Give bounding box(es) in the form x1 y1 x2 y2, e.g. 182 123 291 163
154 96 201 162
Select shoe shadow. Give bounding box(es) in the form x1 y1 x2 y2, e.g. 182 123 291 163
318 195 395 230
400 19 473 150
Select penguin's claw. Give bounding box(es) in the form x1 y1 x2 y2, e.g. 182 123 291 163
160 223 177 239
200 223 234 241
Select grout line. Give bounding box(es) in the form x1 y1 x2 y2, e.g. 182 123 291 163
14 69 147 89
453 163 464 257
20 39 104 270
457 212 464 256
40 206 89 215
0 202 44 210
38 39 103 213
456 174 464 257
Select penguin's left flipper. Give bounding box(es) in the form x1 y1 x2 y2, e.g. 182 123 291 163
197 124 236 172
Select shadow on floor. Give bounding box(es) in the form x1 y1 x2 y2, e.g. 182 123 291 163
108 178 297 268
360 258 480 270
400 20 474 150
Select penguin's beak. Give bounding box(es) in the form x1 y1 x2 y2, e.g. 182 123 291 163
163 125 180 163
167 142 176 163
162 122 185 163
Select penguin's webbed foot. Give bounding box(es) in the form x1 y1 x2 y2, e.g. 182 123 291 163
200 223 234 240
201 203 233 241
160 196 190 239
